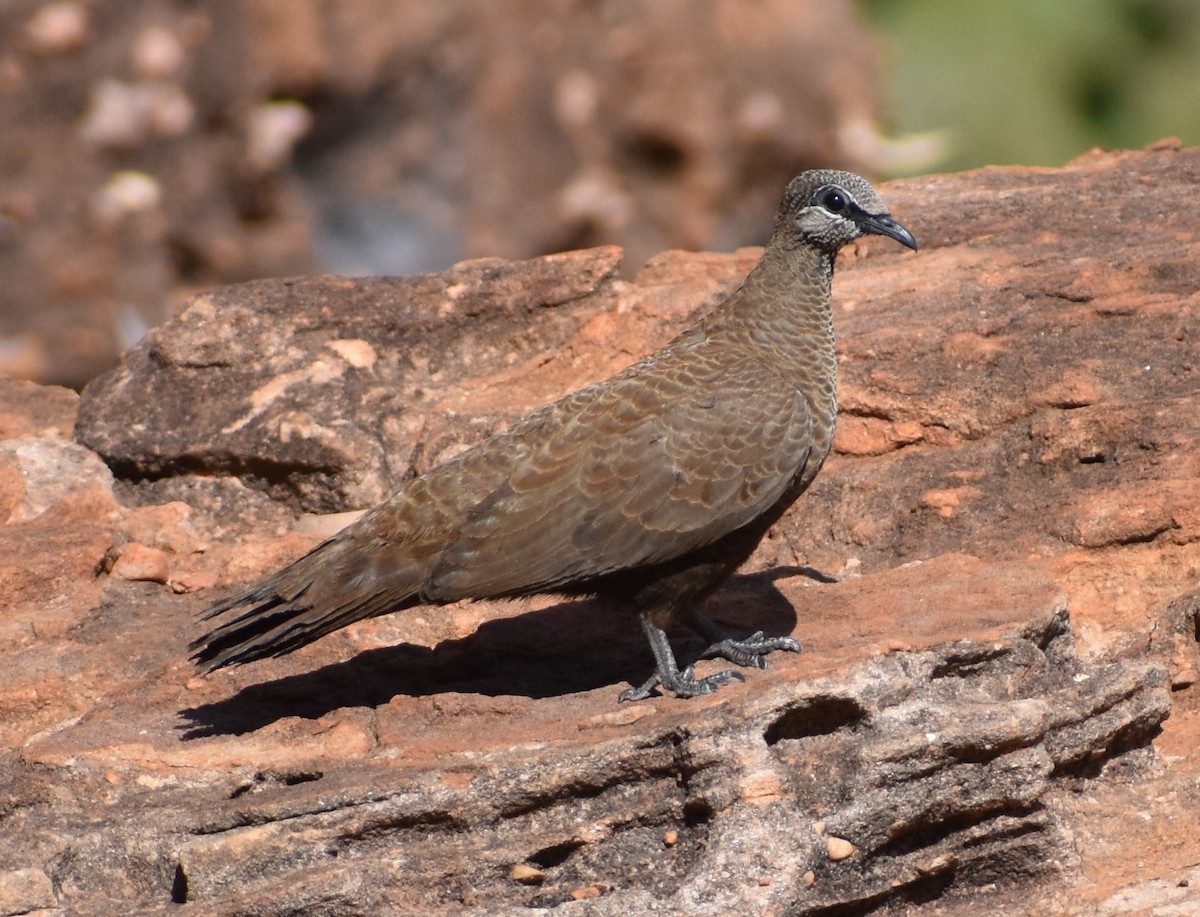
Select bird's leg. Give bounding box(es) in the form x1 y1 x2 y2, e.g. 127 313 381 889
688 612 801 669
619 613 745 702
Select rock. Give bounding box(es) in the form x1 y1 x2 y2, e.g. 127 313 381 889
0 868 56 916
0 378 79 439
3 146 1200 914
826 836 855 861
78 145 1200 662
1087 864 1200 915
109 542 170 584
168 569 219 595
9 598 1169 914
22 1 91 56
510 864 545 886
76 245 626 512
0 437 115 523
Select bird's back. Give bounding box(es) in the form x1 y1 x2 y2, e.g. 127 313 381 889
336 316 824 604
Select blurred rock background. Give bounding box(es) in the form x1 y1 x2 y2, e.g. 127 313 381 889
0 0 1197 389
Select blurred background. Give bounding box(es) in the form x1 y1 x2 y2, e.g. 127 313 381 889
1 0 1196 389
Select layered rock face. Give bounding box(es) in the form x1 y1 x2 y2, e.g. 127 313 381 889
2 143 1199 914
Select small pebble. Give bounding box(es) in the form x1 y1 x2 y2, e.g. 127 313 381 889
245 101 313 172
295 509 366 538
80 81 193 149
554 70 598 128
131 25 186 79
80 80 153 148
148 82 194 136
509 863 544 885
1171 636 1197 690
168 570 219 594
738 90 784 138
803 870 816 888
111 543 170 584
663 829 678 847
91 171 161 227
916 853 954 876
826 836 854 861
578 705 656 729
326 339 377 370
570 886 601 900
25 1 90 54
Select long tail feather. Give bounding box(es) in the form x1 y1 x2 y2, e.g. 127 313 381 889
190 540 421 671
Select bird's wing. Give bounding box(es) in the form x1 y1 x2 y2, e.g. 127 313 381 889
418 348 814 599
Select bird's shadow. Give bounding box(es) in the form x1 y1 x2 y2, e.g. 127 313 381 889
177 565 831 739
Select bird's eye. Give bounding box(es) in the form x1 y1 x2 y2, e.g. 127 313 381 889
820 189 848 213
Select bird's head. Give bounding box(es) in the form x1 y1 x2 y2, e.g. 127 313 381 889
777 170 917 255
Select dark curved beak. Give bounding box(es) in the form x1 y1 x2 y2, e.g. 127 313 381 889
858 211 918 251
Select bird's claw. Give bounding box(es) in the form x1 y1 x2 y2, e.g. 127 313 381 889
697 631 802 669
618 665 745 703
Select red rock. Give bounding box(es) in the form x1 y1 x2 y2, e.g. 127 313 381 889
921 486 985 519
832 415 926 456
168 570 219 594
2 147 1200 913
0 378 79 438
0 439 115 522
0 459 24 522
110 542 170 584
0 868 56 916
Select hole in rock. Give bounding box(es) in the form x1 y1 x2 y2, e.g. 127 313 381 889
528 839 585 869
683 798 714 827
170 864 188 904
276 770 324 786
763 695 868 745
930 651 1009 679
229 769 324 798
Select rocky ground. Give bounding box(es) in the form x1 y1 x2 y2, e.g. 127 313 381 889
2 144 1199 914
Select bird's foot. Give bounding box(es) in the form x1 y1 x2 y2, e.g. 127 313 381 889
697 630 802 669
687 612 801 669
618 665 744 703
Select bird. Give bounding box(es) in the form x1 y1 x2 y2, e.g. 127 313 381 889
190 170 917 702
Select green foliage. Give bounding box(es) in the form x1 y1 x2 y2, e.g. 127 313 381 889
861 0 1200 171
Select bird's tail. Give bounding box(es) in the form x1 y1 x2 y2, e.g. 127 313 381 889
189 536 420 672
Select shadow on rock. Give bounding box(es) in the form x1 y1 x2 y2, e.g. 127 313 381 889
177 567 815 738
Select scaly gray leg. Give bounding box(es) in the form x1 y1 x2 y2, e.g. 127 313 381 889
619 613 744 702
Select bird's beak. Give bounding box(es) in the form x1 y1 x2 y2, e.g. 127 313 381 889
858 212 918 251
